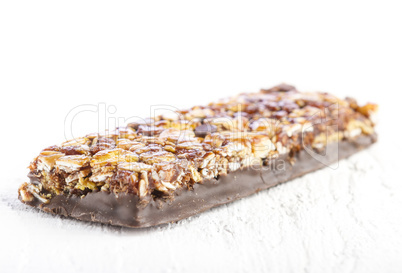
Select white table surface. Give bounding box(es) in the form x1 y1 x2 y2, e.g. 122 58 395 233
1 1 401 272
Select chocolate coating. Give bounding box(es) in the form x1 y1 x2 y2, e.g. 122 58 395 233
194 124 218 138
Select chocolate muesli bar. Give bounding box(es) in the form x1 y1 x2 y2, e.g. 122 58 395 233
18 84 378 228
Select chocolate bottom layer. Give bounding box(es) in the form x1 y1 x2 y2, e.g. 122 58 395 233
21 134 377 228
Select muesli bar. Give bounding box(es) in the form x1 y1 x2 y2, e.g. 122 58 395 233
18 84 378 228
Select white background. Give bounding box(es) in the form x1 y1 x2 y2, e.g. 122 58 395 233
0 1 401 272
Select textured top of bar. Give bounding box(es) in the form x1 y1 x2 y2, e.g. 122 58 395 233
20 84 377 203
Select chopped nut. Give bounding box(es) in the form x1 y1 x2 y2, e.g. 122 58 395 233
250 118 279 135
56 155 90 173
204 133 225 148
118 162 153 172
200 168 215 179
125 141 145 152
91 149 139 167
357 103 379 124
275 142 289 154
75 177 98 191
357 103 378 117
284 124 302 137
170 120 196 130
221 140 252 157
188 166 202 183
18 183 34 202
346 119 374 136
37 151 65 172
65 168 91 184
204 117 236 131
140 151 176 164
137 125 165 136
217 157 229 175
164 145 176 153
250 135 275 158
131 145 154 154
161 181 176 190
200 152 215 168
159 128 181 139
90 174 111 183
159 128 195 143
176 142 203 150
138 171 149 197
18 183 49 203
117 139 137 150
116 127 137 139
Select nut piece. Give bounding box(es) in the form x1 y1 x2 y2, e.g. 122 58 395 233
128 142 148 153
18 183 50 204
91 149 139 167
75 177 98 191
140 151 176 164
188 166 202 183
138 171 149 197
90 172 114 183
118 162 153 172
37 151 65 172
18 183 34 202
346 119 374 137
176 142 203 150
116 139 139 150
159 128 181 139
159 128 196 143
250 118 279 135
200 152 215 168
250 135 275 158
56 155 90 173
283 124 302 137
357 103 378 117
204 133 225 148
357 103 378 124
